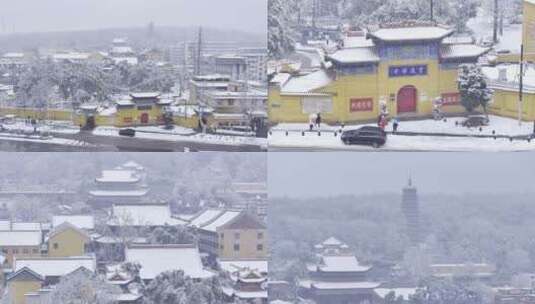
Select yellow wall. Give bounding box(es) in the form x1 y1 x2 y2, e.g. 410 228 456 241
114 106 165 127
0 107 74 121
47 228 88 257
218 228 267 259
523 0 535 56
269 59 466 124
489 88 535 120
8 280 41 304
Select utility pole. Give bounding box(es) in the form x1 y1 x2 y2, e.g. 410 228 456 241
519 44 524 125
430 0 434 22
194 27 203 76
493 0 499 43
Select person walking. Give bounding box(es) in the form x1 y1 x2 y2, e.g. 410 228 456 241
392 117 399 133
315 113 322 129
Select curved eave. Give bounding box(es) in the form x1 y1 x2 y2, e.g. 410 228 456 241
367 30 454 44
326 57 379 66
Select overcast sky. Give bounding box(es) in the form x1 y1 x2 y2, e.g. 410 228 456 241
269 153 535 198
0 0 266 34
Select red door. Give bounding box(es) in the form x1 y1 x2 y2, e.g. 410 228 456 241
140 113 149 124
397 86 417 113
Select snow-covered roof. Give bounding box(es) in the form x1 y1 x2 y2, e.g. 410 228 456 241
52 215 95 230
14 256 96 277
318 255 371 272
188 209 225 227
300 280 380 290
112 57 138 65
327 47 379 64
96 170 139 183
88 189 149 197
122 161 144 170
200 210 241 232
52 53 90 61
442 36 474 45
130 92 160 99
270 73 291 86
219 259 268 274
321 237 343 246
375 288 418 300
343 36 375 48
440 44 489 59
2 52 25 58
281 70 333 93
109 204 185 226
368 26 453 42
125 245 214 280
0 231 41 246
111 46 134 54
0 221 42 231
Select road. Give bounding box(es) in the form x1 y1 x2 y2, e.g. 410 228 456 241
0 131 266 152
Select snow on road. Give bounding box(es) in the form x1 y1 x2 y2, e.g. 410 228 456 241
0 133 91 147
269 115 535 151
93 126 266 147
269 131 535 151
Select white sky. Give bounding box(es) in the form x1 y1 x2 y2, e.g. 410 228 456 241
0 0 267 34
268 153 535 198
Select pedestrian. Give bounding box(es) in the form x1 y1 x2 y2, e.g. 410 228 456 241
315 113 322 129
392 117 399 133
377 114 383 127
309 114 315 131
379 115 387 130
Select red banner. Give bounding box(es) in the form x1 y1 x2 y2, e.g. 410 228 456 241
441 93 460 105
350 98 373 112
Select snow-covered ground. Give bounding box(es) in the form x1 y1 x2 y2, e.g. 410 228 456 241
467 12 522 52
269 115 535 151
0 132 92 147
0 120 80 135
93 126 267 147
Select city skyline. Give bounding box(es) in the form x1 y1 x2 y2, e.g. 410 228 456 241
0 0 267 35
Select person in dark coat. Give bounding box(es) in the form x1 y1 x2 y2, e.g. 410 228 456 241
315 113 322 129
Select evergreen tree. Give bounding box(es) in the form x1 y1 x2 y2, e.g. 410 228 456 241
458 64 493 115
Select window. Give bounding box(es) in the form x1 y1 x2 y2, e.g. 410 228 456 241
234 232 240 239
32 249 38 254
12 249 18 254
233 244 240 251
257 244 264 251
257 232 264 240
22 248 29 254
220 245 224 250
220 233 224 240
53 243 59 250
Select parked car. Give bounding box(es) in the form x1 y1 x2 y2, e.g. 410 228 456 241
341 126 387 148
462 115 489 128
118 128 136 137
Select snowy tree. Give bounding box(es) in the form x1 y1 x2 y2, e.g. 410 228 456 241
49 270 120 304
402 247 432 284
458 64 493 116
147 225 195 245
269 0 296 59
143 270 226 304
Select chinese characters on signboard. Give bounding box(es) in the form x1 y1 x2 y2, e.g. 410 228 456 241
350 98 373 112
389 65 427 77
441 92 460 105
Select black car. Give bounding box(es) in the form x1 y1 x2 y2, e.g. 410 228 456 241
118 128 136 137
341 126 386 148
461 115 489 128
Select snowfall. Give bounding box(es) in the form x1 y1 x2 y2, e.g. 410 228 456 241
269 115 535 151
